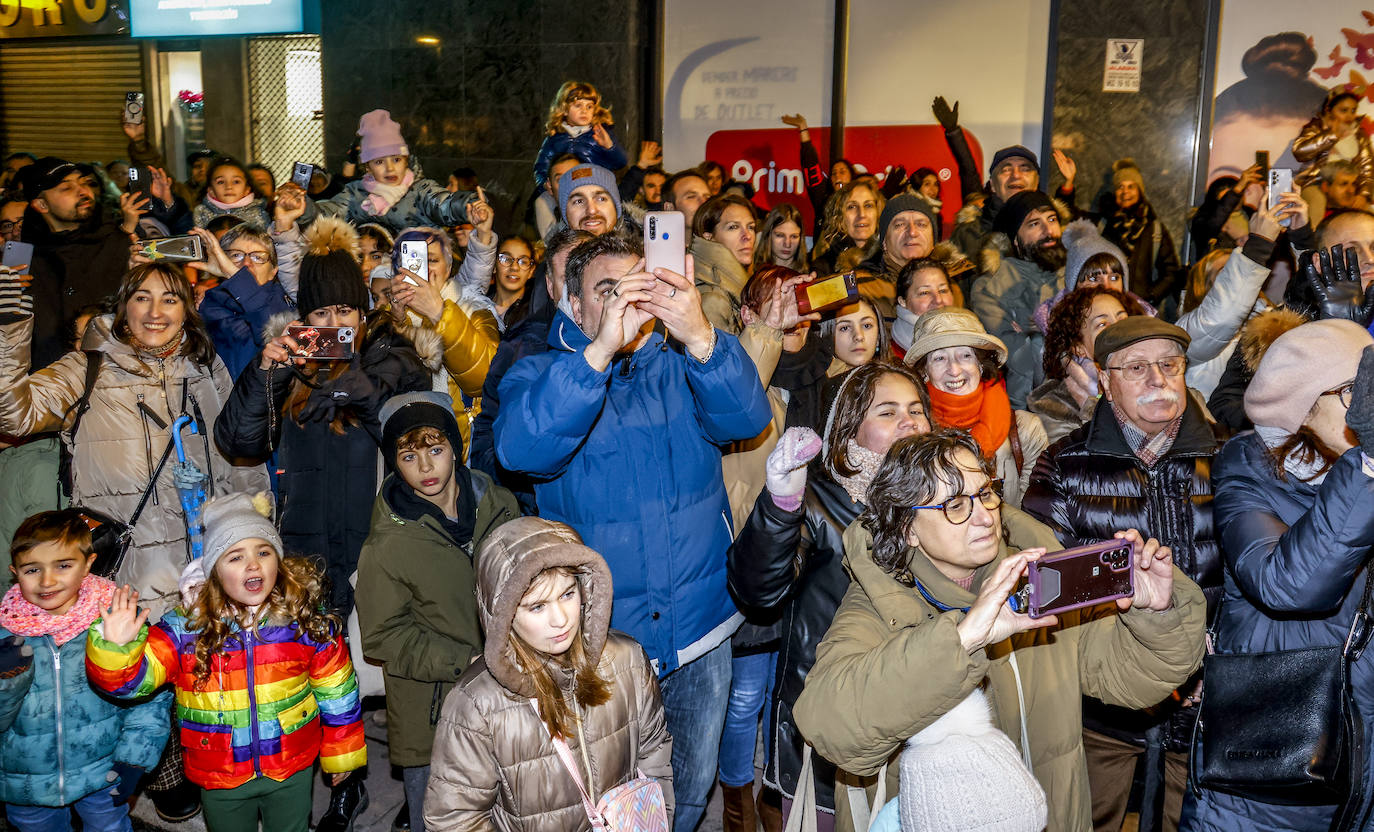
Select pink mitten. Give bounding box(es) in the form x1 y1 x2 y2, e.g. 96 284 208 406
765 427 823 510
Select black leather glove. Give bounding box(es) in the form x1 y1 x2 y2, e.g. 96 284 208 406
0 269 33 322
932 96 959 131
1308 244 1374 326
109 762 144 805
1347 346 1374 457
0 635 32 679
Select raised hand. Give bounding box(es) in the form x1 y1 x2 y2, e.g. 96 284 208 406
643 254 714 360
1345 346 1374 457
391 265 444 323
1307 245 1374 326
956 549 1058 653
584 264 657 372
260 322 308 370
780 114 809 130
932 96 959 131
638 140 663 169
592 124 614 149
118 192 150 234
1232 163 1263 195
1112 529 1174 612
191 227 235 278
468 187 494 246
1052 149 1077 187
149 167 173 206
120 117 146 143
764 426 822 507
273 183 307 230
100 585 149 646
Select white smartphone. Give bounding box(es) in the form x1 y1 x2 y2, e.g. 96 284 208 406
644 211 686 276
398 240 427 287
1268 168 1294 227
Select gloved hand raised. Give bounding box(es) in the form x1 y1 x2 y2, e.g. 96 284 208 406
299 354 376 423
1308 245 1374 326
765 427 823 510
932 96 960 131
1346 346 1374 458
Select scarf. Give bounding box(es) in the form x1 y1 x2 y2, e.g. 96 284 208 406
360 169 416 216
205 191 257 212
563 123 592 138
1104 201 1154 256
834 439 887 505
926 379 1013 459
1255 424 1336 484
892 304 919 352
0 574 116 646
383 467 477 549
1112 400 1182 468
127 328 185 360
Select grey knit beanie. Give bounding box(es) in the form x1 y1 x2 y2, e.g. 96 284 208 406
1061 218 1130 291
898 689 1047 832
200 492 282 578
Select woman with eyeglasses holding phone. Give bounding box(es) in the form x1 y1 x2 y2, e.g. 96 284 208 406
487 237 537 329
194 224 295 381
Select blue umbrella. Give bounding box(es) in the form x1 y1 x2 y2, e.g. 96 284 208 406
171 415 208 562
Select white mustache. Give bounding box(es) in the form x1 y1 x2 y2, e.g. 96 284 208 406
1136 391 1182 407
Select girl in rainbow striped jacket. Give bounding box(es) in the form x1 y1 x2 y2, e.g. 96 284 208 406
85 493 366 832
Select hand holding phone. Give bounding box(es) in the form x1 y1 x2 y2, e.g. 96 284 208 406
957 548 1059 653
1267 168 1295 227
1007 539 1135 618
2 241 35 275
794 272 859 315
139 235 205 263
291 162 313 190
644 211 686 276
398 240 427 287
284 325 356 360
123 92 145 126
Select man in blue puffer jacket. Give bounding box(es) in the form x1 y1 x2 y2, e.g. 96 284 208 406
495 232 770 832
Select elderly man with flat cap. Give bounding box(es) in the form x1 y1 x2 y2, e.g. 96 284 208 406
1022 316 1221 832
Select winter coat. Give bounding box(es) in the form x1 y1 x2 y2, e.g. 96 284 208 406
85 609 366 790
1181 436 1374 832
948 196 1003 263
1293 117 1374 200
494 311 771 673
793 521 1206 832
0 314 268 618
1027 378 1096 447
198 266 295 382
690 235 749 335
192 196 270 231
721 323 788 532
424 518 673 832
0 621 169 808
772 331 846 434
19 205 130 371
969 247 1064 409
727 477 1060 812
1101 200 1182 305
307 178 477 236
533 125 629 188
354 470 518 767
1021 395 1220 750
213 312 439 613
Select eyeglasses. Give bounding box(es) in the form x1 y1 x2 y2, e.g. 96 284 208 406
227 250 272 265
0 219 20 235
1082 268 1122 283
498 253 533 268
1105 355 1187 382
1323 382 1355 409
911 480 1004 525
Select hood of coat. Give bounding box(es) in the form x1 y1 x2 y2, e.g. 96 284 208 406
262 308 443 374
689 235 750 299
977 198 1071 276
474 517 614 699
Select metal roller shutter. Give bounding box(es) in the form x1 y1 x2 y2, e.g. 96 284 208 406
0 43 143 162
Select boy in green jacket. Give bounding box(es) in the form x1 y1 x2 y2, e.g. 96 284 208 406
355 392 517 832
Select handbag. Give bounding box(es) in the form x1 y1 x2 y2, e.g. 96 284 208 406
532 701 668 832
1192 573 1374 829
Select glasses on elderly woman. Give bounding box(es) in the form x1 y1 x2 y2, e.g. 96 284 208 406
1323 382 1355 409
227 250 271 265
1106 356 1186 382
911 480 1004 525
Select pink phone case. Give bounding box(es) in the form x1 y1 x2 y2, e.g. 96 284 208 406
1012 540 1134 619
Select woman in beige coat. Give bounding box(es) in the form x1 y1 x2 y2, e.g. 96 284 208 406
425 517 674 832
0 262 267 617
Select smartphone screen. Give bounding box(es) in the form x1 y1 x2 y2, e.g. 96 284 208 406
2 241 34 274
285 325 356 360
794 272 859 315
291 162 312 189
644 211 686 276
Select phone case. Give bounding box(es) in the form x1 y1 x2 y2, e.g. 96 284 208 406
286 325 356 360
644 211 686 276
1012 540 1135 619
795 272 858 315
140 235 204 263
124 93 145 125
2 241 34 274
292 162 313 189
399 240 427 283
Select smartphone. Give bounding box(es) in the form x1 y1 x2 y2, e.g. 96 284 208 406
1268 168 1294 227
1008 539 1135 619
398 240 427 286
123 92 145 126
139 235 204 263
291 162 313 190
644 211 686 276
2 241 34 274
794 272 859 316
1255 150 1269 177
285 325 356 361
126 165 153 198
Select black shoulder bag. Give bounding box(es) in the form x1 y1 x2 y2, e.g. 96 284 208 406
1192 575 1374 830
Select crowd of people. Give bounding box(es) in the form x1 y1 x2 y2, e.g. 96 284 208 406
0 74 1372 832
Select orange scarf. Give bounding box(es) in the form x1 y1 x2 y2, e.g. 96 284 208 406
926 378 1012 459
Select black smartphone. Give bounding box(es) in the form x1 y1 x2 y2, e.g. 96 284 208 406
1255 150 1269 177
291 162 313 189
126 165 153 199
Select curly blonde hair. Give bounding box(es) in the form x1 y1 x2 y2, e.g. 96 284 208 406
187 554 339 689
545 81 613 136
812 181 884 266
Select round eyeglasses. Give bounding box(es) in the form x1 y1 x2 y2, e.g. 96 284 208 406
498 253 533 268
227 250 272 265
1323 382 1355 410
911 480 1004 525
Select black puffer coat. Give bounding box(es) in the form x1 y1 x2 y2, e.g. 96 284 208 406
1021 396 1221 749
214 312 439 614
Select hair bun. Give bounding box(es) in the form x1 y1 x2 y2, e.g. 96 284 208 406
1241 32 1317 80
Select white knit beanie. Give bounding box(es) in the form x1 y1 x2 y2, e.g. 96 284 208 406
898 689 1047 832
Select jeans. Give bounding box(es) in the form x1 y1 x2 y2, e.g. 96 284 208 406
5 787 133 832
660 639 733 832
403 765 431 832
719 650 778 787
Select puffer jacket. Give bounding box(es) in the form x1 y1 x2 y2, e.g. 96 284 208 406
494 311 771 673
1293 116 1374 199
425 519 673 832
192 196 270 231
1021 395 1221 750
690 235 750 335
533 125 629 188
0 587 170 808
354 470 518 767
0 314 268 617
793 521 1206 832
198 266 295 382
968 247 1064 409
1182 436 1374 832
727 475 1062 812
85 606 366 790
213 311 439 613
306 178 477 236
0 438 62 577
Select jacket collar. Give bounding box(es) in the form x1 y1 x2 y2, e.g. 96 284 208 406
546 309 663 355
841 521 1005 626
1083 394 1217 459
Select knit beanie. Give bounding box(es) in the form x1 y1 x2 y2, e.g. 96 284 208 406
1112 158 1146 196
878 193 938 246
297 216 369 315
992 190 1056 240
200 492 281 578
1245 319 1373 434
1061 218 1130 291
379 391 464 463
357 109 409 164
898 689 1047 832
558 163 622 219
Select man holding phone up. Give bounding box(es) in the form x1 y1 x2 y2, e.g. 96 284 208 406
1022 316 1223 832
494 233 771 832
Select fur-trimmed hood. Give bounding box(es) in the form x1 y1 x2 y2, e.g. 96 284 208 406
1238 307 1308 374
262 308 443 374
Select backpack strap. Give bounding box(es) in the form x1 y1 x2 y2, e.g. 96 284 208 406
67 350 103 439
